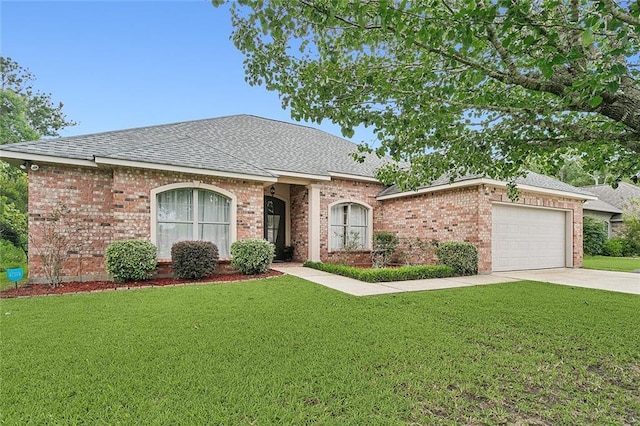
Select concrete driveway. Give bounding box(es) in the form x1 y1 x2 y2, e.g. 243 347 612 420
494 268 640 295
273 264 639 296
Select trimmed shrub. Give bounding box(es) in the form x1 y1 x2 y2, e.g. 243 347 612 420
603 238 625 257
372 232 399 267
171 241 219 279
105 239 157 283
435 241 478 275
583 216 607 256
230 238 275 275
304 261 454 282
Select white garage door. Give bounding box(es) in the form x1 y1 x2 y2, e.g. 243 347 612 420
492 204 567 272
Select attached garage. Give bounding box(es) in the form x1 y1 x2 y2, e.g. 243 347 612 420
492 204 571 272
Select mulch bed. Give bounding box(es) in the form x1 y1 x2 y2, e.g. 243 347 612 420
0 269 284 299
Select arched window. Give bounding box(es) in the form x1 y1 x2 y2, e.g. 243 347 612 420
152 184 235 259
329 202 372 251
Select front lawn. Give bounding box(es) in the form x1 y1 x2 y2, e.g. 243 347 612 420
1 276 639 424
583 255 640 272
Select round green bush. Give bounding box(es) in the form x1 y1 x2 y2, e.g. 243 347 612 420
171 240 219 280
230 238 275 275
435 241 478 275
105 239 157 283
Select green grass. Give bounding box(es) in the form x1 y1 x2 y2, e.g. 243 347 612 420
583 255 640 272
1 276 639 424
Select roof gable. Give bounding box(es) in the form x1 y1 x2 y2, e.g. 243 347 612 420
582 182 640 210
377 171 595 199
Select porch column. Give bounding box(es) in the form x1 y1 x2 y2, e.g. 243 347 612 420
307 183 321 262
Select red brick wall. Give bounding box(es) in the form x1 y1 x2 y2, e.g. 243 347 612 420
289 184 308 263
380 184 584 272
287 179 386 264
318 179 386 264
378 186 482 266
28 164 265 282
27 163 584 281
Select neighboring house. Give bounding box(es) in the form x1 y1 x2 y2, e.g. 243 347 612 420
583 199 623 237
0 115 595 282
583 183 640 236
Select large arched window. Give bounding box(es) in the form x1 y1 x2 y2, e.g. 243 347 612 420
151 183 235 259
329 202 372 251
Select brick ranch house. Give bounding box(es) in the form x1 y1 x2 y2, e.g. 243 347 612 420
0 115 595 282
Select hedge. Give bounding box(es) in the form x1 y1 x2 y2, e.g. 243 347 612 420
303 261 455 283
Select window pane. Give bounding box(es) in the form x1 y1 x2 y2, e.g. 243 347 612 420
330 205 345 226
349 205 367 226
157 223 192 259
350 226 367 248
330 225 346 250
157 189 192 222
198 190 229 223
199 224 229 258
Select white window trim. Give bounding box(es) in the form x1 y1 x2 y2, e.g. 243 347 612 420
327 200 373 252
151 181 237 259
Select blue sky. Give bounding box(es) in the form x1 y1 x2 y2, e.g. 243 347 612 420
1 0 370 142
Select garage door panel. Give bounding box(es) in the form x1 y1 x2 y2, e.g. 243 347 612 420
492 204 567 272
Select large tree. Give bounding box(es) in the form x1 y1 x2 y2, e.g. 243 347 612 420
0 56 75 145
217 0 640 189
0 57 75 251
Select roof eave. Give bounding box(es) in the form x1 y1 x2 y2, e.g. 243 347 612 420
94 157 277 182
377 178 597 201
328 172 380 183
267 169 331 182
0 150 97 168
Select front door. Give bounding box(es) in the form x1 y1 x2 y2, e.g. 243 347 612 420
264 196 286 260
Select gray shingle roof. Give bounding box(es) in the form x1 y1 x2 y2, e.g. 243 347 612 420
0 115 388 179
583 199 623 214
582 182 640 210
377 171 595 198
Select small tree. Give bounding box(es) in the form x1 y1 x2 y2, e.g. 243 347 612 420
28 203 71 287
583 216 608 256
371 232 398 268
333 230 364 265
621 199 640 256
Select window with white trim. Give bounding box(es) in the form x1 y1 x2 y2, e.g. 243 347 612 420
156 188 231 259
329 202 370 250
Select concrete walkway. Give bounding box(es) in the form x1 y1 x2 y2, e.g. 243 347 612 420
271 264 639 296
494 268 640 295
271 265 518 296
